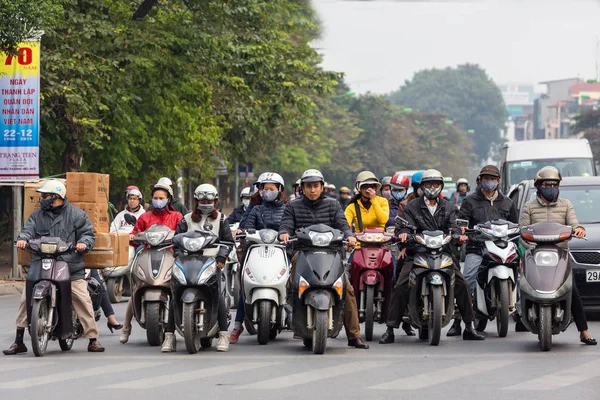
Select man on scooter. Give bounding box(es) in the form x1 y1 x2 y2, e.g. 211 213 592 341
4 180 105 355
519 166 596 345
279 169 369 349
379 169 485 344
449 165 518 336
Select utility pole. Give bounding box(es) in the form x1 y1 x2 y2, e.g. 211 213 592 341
596 36 600 82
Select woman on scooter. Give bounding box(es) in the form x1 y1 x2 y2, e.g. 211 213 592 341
230 173 287 344
161 183 234 352
119 183 183 344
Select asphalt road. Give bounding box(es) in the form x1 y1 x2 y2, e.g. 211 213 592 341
0 294 599 400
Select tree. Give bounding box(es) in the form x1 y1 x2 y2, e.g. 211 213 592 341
573 109 600 162
388 64 507 162
0 0 59 54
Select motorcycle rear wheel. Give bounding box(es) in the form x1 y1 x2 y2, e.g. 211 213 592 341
31 299 50 357
106 277 124 303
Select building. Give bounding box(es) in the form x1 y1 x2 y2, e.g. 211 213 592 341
498 83 538 142
533 78 580 139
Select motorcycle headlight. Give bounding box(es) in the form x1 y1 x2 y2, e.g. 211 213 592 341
259 229 279 244
135 265 147 280
182 237 205 252
198 263 216 284
172 265 186 284
492 224 508 238
308 231 334 247
423 234 444 249
534 251 559 267
40 243 58 254
146 231 168 246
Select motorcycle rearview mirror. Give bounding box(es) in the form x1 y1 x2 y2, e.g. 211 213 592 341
124 214 137 225
456 219 469 228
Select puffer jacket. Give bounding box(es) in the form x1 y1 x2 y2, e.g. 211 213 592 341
18 199 95 281
386 199 405 228
244 200 285 231
279 195 353 238
344 196 389 232
226 205 246 225
131 207 183 235
519 196 582 229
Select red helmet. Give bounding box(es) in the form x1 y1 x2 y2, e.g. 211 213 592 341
390 174 410 189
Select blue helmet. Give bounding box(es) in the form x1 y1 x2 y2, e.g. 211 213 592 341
411 170 424 187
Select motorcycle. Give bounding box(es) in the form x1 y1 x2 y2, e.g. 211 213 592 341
349 228 394 341
103 213 137 303
398 217 456 346
463 219 520 337
520 222 576 351
171 230 231 353
130 224 175 346
239 229 290 345
290 224 347 354
24 237 79 357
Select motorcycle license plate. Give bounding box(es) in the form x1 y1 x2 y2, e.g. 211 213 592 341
586 270 600 282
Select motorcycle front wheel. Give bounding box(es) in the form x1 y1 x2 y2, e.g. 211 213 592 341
312 309 328 355
31 298 50 357
428 286 442 346
538 305 553 351
496 280 510 338
364 285 375 342
183 302 201 354
145 302 164 346
257 300 272 345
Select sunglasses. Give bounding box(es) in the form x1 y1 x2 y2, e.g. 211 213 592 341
360 184 378 190
541 182 559 188
40 193 54 199
195 192 217 201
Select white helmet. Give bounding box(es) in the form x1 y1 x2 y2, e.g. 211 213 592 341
325 183 336 190
194 183 218 201
157 177 173 186
127 189 143 201
37 179 67 199
300 169 325 184
261 172 284 189
240 187 251 198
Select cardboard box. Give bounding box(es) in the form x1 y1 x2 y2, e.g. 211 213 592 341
72 202 109 233
17 247 31 266
66 172 110 204
111 232 130 266
94 232 112 250
83 249 114 269
23 179 67 221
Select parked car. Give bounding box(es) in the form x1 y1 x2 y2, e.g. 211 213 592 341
509 176 600 310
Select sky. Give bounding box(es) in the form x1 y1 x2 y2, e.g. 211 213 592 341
311 0 600 94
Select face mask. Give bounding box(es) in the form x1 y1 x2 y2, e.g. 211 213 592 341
539 187 560 203
152 199 168 210
481 180 499 192
241 199 250 208
40 196 56 211
262 190 279 202
391 190 407 201
198 204 214 215
416 188 423 197
423 187 441 200
381 190 392 200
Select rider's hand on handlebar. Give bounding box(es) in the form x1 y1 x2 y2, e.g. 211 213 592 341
347 236 357 249
458 235 468 243
129 234 135 241
279 233 290 243
16 240 27 249
75 243 87 252
574 227 586 238
233 229 243 237
460 226 467 234
398 233 408 243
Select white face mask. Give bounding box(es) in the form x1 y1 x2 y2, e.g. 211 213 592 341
241 199 250 208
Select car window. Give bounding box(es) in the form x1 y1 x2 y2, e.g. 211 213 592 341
527 186 600 224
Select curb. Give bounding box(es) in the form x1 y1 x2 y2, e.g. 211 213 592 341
0 281 24 296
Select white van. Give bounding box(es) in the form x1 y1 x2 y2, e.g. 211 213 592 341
500 139 596 194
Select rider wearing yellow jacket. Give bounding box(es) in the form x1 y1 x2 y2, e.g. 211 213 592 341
344 171 389 232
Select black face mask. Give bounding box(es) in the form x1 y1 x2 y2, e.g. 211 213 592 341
40 196 56 211
539 187 560 203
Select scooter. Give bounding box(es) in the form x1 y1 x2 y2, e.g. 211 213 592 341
103 213 136 303
465 219 520 337
240 229 290 345
131 224 175 346
171 230 231 353
25 237 78 357
290 224 347 354
520 222 575 351
398 217 456 346
349 228 394 341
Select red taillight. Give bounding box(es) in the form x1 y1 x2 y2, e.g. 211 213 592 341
506 251 518 264
488 253 502 263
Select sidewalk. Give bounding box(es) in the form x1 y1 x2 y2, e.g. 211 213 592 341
0 256 24 296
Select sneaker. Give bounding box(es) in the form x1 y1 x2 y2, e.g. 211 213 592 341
230 327 244 344
161 333 176 353
216 331 230 352
119 325 131 344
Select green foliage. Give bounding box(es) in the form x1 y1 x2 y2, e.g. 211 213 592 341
388 64 507 162
0 0 60 54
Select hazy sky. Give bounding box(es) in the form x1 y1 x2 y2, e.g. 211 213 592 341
311 0 600 94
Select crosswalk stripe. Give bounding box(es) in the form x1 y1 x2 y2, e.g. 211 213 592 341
503 359 600 391
0 362 165 389
370 360 519 390
0 361 55 373
101 362 280 390
238 361 390 390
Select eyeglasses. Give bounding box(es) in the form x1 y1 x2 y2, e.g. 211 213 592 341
540 182 559 188
360 184 378 190
423 182 441 189
195 192 217 201
40 193 53 199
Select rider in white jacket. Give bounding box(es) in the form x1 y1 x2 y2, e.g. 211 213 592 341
110 189 146 233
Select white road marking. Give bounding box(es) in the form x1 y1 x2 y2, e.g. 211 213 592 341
0 361 55 373
370 360 519 390
101 362 280 389
0 362 165 389
503 359 600 390
239 361 390 390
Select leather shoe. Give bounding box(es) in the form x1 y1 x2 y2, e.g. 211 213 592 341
379 330 395 344
348 338 369 349
88 341 105 352
402 322 415 336
447 320 462 337
463 324 485 341
3 342 27 355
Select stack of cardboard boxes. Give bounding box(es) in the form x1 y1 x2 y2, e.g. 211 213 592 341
18 172 130 269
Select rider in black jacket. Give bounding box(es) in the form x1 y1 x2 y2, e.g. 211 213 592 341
379 170 485 344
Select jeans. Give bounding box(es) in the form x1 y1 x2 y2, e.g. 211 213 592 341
89 269 115 318
462 253 483 295
235 291 245 323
